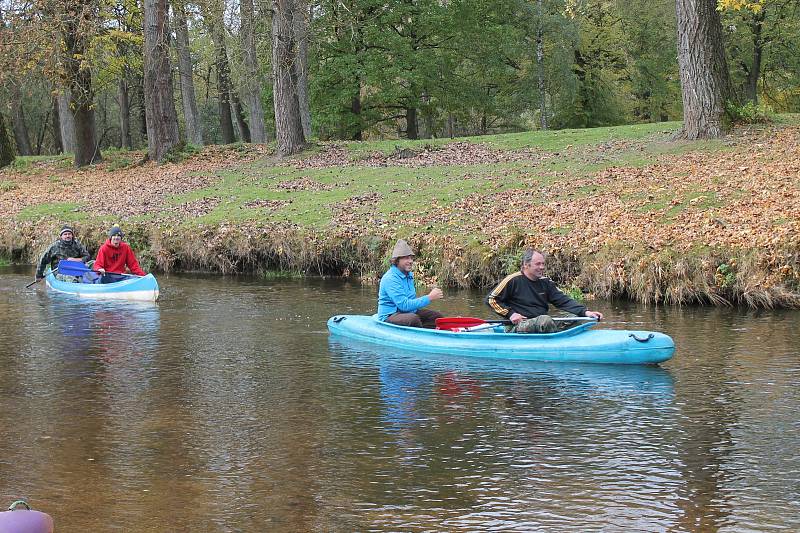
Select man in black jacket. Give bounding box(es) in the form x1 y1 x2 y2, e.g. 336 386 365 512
35 225 90 282
486 249 603 333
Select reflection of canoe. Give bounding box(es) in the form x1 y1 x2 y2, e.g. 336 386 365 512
327 315 674 364
329 337 675 398
45 268 159 301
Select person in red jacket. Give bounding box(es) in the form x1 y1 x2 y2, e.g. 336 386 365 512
93 225 146 278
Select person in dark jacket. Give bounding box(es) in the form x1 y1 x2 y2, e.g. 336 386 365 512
486 249 603 333
35 225 90 282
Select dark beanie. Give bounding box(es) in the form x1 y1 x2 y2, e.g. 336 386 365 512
60 225 74 236
109 225 124 238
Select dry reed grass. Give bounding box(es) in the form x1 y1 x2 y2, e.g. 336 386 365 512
2 221 798 309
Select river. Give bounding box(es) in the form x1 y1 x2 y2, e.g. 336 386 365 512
1 267 798 532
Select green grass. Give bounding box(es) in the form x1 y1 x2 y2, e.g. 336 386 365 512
160 120 745 231
0 180 18 192
467 121 682 151
17 202 86 222
11 154 72 173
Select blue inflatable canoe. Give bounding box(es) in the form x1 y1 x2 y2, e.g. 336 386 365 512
327 315 675 365
45 268 159 301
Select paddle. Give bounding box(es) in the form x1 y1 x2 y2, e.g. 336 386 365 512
57 260 142 278
25 277 43 288
436 316 596 332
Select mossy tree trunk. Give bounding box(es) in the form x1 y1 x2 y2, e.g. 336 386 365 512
0 112 15 168
271 0 306 156
143 0 181 162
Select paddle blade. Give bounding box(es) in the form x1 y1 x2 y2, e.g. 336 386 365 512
56 260 91 277
436 317 487 330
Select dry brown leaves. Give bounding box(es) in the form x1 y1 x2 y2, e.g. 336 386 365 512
242 199 293 210
274 177 333 192
288 141 548 169
0 146 268 218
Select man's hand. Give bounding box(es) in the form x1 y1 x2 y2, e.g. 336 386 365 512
585 310 603 320
509 312 526 325
97 268 106 274
428 287 443 301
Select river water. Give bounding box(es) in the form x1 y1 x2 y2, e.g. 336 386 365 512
1 268 798 532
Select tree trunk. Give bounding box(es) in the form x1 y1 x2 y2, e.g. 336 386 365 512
63 4 102 167
294 0 312 139
0 112 14 168
71 90 101 167
406 107 418 139
231 91 252 142
675 0 733 139
143 0 181 162
52 98 64 154
746 10 764 104
209 12 236 144
271 0 306 156
240 0 267 142
9 83 33 156
57 92 76 153
351 93 362 141
174 1 203 146
536 0 548 130
119 78 133 149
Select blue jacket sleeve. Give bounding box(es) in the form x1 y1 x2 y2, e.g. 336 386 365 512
385 274 430 313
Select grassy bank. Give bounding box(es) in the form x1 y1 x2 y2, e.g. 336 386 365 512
1 118 798 308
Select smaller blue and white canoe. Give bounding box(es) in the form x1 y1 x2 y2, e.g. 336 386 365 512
327 315 675 365
45 268 159 301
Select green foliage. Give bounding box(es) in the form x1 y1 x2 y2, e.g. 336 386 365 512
159 143 196 164
726 101 773 124
715 262 737 288
561 285 585 301
0 180 18 192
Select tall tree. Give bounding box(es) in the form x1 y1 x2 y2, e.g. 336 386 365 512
60 0 103 166
119 77 133 149
57 91 77 153
143 0 181 161
240 0 267 142
0 112 14 168
271 0 306 155
536 0 548 130
294 0 311 138
676 0 734 138
8 81 33 155
51 97 64 153
174 1 203 146
205 2 236 144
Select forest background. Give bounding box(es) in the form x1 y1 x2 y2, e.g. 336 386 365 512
0 0 798 308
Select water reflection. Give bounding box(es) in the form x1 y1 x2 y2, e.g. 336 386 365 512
328 337 686 530
2 270 800 531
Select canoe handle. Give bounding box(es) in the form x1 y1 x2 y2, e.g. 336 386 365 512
629 333 655 343
332 316 347 323
8 500 31 511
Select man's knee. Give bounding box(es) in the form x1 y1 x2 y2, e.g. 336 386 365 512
386 312 423 328
516 315 557 333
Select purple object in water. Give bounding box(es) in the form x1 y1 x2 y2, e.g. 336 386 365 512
0 502 54 533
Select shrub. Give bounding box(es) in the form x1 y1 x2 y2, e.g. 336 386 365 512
726 101 772 125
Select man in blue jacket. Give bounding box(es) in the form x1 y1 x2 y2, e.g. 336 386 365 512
377 239 444 328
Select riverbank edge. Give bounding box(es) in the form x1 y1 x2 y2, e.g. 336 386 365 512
3 220 798 309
